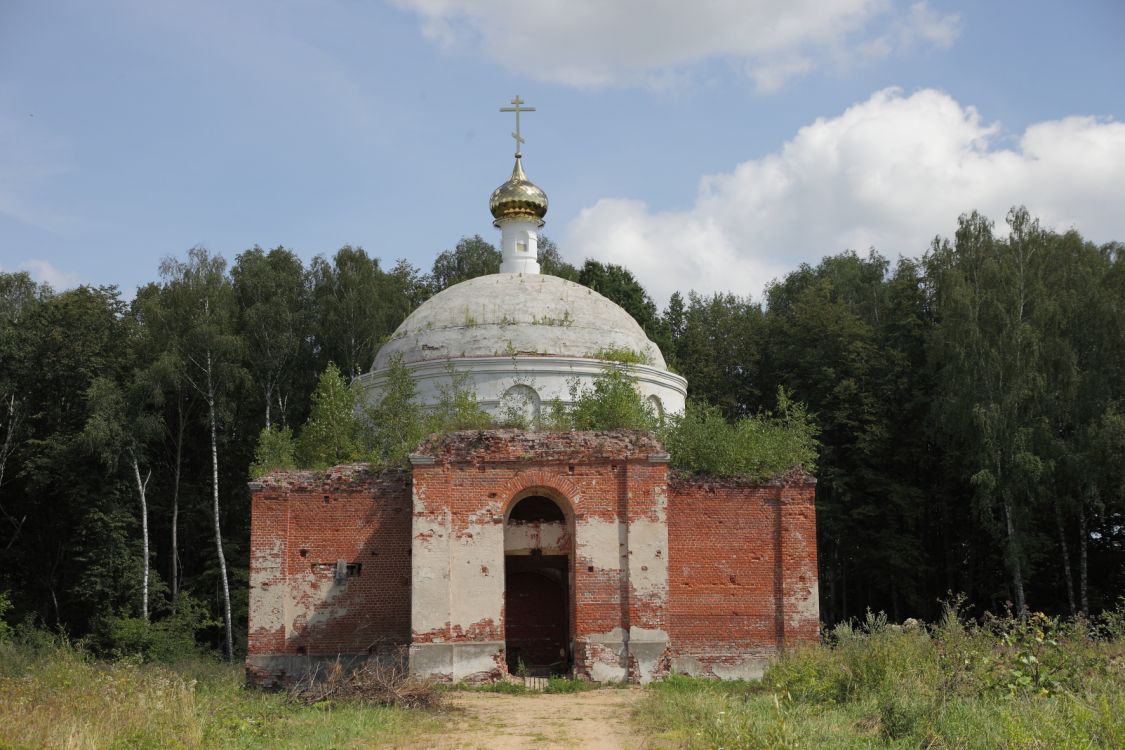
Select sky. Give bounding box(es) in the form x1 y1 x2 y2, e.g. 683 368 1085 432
2 0 1124 305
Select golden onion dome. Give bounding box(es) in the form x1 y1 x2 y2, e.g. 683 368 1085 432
489 156 548 226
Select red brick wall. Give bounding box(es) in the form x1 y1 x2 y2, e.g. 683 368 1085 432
247 433 819 684
666 471 818 674
247 466 412 660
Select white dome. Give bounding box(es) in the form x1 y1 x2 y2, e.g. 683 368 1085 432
372 273 667 370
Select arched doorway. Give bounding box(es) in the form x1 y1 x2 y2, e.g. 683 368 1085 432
504 493 572 676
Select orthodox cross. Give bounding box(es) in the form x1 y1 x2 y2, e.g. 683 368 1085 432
500 95 535 157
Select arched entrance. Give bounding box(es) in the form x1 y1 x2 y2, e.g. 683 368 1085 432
504 493 573 676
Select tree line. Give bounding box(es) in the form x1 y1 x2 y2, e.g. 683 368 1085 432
0 206 1122 659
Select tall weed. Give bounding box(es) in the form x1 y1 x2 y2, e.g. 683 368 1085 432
638 605 1125 748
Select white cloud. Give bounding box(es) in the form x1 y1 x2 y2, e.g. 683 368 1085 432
563 88 1125 305
17 259 81 290
902 1 961 48
394 0 959 91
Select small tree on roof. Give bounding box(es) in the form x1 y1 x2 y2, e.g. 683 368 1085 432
296 362 364 468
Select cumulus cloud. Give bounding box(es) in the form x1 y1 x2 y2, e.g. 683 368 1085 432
394 0 959 91
17 259 81 290
563 88 1125 305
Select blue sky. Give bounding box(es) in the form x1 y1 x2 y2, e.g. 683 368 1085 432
2 0 1123 303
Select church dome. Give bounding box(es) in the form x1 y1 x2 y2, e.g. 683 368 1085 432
489 157 548 226
372 273 667 370
361 95 686 418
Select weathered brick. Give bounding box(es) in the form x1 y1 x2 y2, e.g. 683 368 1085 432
246 431 818 686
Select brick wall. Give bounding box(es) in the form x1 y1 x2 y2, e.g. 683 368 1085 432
246 465 412 686
246 432 820 685
666 469 819 679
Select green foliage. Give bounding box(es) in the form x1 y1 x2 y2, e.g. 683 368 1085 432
89 594 217 663
296 363 364 468
566 367 658 432
249 425 296 478
425 368 493 433
311 246 417 380
589 345 651 366
514 367 816 480
0 591 12 641
232 245 311 428
660 388 819 480
428 235 501 293
364 354 427 469
536 236 579 281
640 608 1125 749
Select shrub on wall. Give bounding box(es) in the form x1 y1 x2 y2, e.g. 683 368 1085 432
250 360 818 481
249 426 296 479
660 387 819 481
566 366 659 432
424 368 494 433
296 362 365 468
363 354 427 469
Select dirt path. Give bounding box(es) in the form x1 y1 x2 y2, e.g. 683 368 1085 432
417 689 646 749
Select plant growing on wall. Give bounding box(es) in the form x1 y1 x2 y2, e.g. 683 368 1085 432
296 363 364 468
659 387 819 481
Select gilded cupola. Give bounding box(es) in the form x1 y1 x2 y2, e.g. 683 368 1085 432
489 156 548 226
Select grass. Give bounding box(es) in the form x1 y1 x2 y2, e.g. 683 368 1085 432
636 606 1125 749
0 635 439 750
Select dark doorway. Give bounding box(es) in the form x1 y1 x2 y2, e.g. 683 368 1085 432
504 493 571 676
505 554 569 675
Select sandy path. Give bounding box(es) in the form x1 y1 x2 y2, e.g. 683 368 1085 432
418 689 645 750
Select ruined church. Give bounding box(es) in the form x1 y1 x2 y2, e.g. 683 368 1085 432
246 98 819 686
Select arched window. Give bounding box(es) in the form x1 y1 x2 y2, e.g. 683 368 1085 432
500 384 541 425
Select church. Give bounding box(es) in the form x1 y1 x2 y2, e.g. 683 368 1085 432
246 98 819 686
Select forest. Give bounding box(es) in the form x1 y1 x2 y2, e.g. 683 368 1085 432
0 206 1122 660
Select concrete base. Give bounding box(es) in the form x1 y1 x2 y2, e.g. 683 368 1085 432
629 636 670 685
576 633 670 684
409 641 505 682
245 650 405 689
669 653 772 681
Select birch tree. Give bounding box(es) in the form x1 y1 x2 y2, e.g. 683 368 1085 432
158 248 244 660
81 376 162 620
929 208 1051 615
134 283 195 605
232 246 309 429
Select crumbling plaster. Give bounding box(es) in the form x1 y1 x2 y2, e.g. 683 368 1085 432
245 433 820 688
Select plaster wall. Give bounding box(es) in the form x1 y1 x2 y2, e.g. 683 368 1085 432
498 217 541 274
505 520 568 555
370 274 668 369
408 430 673 683
359 355 687 419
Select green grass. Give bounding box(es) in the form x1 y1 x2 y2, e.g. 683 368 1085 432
0 637 439 750
637 608 1125 749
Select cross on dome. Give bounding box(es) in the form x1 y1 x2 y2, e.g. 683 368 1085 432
500 95 535 158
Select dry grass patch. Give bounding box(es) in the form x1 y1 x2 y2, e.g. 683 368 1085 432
0 636 439 750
